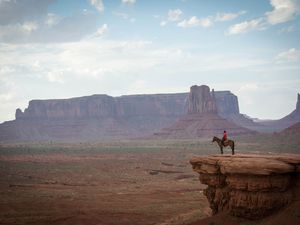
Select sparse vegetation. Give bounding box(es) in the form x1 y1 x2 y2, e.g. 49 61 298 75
0 136 299 225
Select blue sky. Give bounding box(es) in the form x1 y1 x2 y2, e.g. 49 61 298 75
0 0 300 122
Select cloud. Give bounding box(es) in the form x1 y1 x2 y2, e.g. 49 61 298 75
226 18 265 35
0 11 100 43
266 0 300 25
276 48 300 61
93 24 108 37
168 9 183 21
47 71 65 83
0 0 55 25
238 83 259 92
113 11 136 22
215 11 246 22
160 21 167 27
45 13 61 27
175 10 245 29
122 0 136 4
160 9 183 26
0 21 39 42
227 0 300 35
177 16 213 28
89 0 104 13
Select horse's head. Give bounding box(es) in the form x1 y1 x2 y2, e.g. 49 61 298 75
212 136 217 142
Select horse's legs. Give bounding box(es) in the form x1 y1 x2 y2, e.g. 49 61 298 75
232 147 234 155
220 146 223 154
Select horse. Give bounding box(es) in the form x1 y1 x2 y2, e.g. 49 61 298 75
212 136 235 155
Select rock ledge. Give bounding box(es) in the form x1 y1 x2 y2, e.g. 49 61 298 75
190 154 300 219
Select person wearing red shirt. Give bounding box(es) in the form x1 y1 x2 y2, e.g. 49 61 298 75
221 130 227 146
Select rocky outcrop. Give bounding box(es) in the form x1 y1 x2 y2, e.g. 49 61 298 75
155 85 255 138
188 85 217 114
15 94 188 120
190 154 300 219
0 85 256 141
1 93 189 141
215 91 239 115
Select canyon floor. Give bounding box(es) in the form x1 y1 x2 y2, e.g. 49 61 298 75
0 135 299 225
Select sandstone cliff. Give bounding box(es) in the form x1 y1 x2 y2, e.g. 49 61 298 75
190 154 300 220
0 86 255 141
155 85 255 138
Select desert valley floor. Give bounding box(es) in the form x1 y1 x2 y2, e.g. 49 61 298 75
0 136 299 225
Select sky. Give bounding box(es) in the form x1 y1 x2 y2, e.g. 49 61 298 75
0 0 300 122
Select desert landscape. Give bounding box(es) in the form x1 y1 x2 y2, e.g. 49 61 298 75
0 134 299 225
0 85 300 225
1 0 300 225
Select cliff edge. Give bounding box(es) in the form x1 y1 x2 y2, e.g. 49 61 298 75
190 154 300 220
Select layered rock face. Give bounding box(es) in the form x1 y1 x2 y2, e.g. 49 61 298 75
188 85 217 114
16 94 188 120
190 154 300 219
0 86 255 141
0 94 188 141
155 85 255 138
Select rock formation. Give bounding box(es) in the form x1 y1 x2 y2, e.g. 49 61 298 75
188 85 217 114
0 85 257 142
155 85 255 138
190 154 300 219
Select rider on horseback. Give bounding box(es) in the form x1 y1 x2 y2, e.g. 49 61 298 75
221 130 227 146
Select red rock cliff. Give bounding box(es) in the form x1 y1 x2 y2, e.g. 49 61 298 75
190 154 300 219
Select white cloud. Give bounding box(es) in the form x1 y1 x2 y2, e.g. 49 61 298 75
113 11 135 22
177 16 213 28
122 0 136 4
160 9 183 26
47 71 65 83
226 0 300 35
89 0 104 13
0 21 39 41
276 48 300 61
160 20 167 27
45 13 60 27
22 21 38 33
266 0 300 25
226 18 265 35
0 11 99 43
94 24 108 37
215 11 246 22
168 9 183 21
238 83 259 92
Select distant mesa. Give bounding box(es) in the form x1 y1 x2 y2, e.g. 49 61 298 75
0 85 298 142
154 85 255 138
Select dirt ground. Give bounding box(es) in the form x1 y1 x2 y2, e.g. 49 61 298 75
0 137 299 225
0 140 213 225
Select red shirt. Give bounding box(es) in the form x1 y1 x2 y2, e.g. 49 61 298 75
223 133 227 140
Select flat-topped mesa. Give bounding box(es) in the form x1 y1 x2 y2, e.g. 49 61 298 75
188 85 217 114
190 154 300 219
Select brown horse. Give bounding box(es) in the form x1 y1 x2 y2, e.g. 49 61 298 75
212 136 235 155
